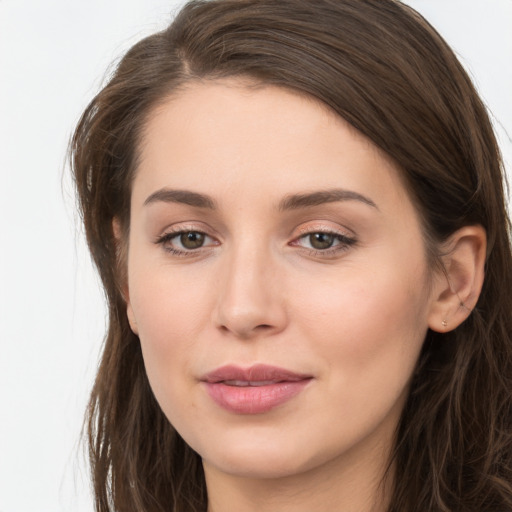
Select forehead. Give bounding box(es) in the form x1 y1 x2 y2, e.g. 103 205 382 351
133 79 411 213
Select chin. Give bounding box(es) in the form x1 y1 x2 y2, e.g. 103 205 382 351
204 449 315 480
194 426 335 480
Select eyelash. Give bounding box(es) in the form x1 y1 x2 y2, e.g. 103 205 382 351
154 228 357 258
291 230 357 257
154 229 218 257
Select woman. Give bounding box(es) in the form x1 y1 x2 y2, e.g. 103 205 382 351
70 0 512 510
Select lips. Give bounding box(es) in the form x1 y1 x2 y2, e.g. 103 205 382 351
202 364 312 414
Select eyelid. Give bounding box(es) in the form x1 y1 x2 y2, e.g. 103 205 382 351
294 221 355 239
153 221 356 258
154 223 220 256
289 223 358 257
155 221 221 241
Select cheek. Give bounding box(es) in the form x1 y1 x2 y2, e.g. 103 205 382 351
131 262 211 339
295 261 429 380
285 264 430 453
127 264 214 404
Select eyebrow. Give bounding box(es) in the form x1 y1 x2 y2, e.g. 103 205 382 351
278 189 378 211
143 187 378 211
144 188 217 209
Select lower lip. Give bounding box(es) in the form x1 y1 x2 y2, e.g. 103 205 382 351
204 380 311 414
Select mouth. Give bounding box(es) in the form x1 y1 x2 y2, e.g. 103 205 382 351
201 364 313 414
221 380 286 387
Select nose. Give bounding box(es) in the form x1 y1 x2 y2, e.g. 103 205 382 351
213 243 288 339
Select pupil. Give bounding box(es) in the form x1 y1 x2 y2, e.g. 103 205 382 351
310 233 334 250
181 232 205 249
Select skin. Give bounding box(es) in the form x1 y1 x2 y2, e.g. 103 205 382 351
123 80 485 512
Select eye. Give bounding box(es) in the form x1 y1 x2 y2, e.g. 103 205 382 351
179 231 206 249
155 229 218 255
306 232 337 250
291 229 357 256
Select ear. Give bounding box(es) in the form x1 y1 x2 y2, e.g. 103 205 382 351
126 301 139 336
112 217 139 335
428 225 486 333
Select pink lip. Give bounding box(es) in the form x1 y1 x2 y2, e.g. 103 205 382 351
202 364 312 414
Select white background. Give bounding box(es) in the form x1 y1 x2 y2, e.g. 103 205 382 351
0 1 510 511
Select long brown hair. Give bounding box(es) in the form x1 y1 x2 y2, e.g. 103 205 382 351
70 1 512 510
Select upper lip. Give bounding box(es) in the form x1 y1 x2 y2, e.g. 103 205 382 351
202 364 312 384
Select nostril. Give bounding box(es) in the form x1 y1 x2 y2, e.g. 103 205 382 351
218 322 276 339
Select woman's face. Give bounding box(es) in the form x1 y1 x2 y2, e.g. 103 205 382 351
125 80 440 480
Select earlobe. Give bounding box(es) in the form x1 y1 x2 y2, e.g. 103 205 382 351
428 225 486 333
126 302 139 335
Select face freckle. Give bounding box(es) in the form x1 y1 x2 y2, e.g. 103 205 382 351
125 79 437 483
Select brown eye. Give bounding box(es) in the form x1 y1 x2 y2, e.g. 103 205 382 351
292 230 356 256
180 231 205 249
309 233 335 249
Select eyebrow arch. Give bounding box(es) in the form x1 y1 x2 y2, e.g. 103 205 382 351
144 188 217 209
278 189 378 211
